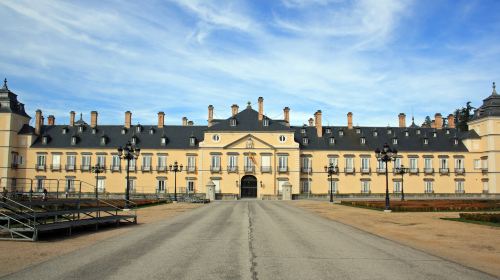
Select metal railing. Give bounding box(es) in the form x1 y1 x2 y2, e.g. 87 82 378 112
455 168 465 175
360 168 371 174
344 168 355 174
424 168 434 174
210 166 221 173
227 166 238 173
261 166 272 173
244 165 255 173
157 166 167 173
35 164 46 171
65 164 76 171
278 166 288 173
439 168 450 175
301 167 312 173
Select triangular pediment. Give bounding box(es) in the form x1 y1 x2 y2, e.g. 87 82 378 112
223 134 275 149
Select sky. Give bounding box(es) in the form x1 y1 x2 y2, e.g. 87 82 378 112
0 0 499 127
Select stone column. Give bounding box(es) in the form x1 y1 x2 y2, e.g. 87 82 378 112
206 180 216 201
281 182 292 201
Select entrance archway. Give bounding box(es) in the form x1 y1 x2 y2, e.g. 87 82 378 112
240 175 257 198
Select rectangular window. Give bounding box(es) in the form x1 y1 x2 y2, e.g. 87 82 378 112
301 157 311 173
157 180 166 193
394 158 401 168
51 154 61 170
129 158 136 171
211 155 221 171
65 178 74 193
481 159 488 170
244 156 254 172
328 157 338 168
361 158 370 172
142 155 152 171
455 181 464 193
409 158 418 169
81 155 91 171
126 179 136 192
187 156 196 172
36 178 44 192
158 155 167 172
473 159 481 170
328 181 338 194
361 181 370 193
425 181 433 193
278 155 288 172
393 181 401 193
377 159 385 170
424 158 432 169
439 158 448 169
112 155 120 171
300 180 310 194
67 155 76 170
455 158 464 169
97 178 105 192
36 154 46 170
228 155 238 172
97 155 106 168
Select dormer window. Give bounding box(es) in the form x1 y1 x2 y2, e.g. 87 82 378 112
121 128 127 135
433 132 437 138
263 118 269 127
131 136 137 145
189 136 196 146
136 125 142 133
360 137 366 144
404 130 409 137
325 128 331 134
423 138 429 145
454 138 459 145
149 128 155 135
62 128 68 134
446 129 450 135
230 118 237 127
42 135 49 145
356 128 361 134
160 136 167 146
100 136 107 145
339 130 344 136
373 131 378 137
78 126 84 133
329 137 335 145
301 128 306 134
71 136 77 145
393 138 398 145
92 128 97 134
416 129 421 135
387 129 392 134
303 137 309 145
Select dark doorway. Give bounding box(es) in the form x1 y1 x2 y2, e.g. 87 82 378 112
241 175 257 198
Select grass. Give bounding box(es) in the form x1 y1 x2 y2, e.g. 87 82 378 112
440 217 500 227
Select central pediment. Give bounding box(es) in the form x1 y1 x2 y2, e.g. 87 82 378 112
223 134 275 150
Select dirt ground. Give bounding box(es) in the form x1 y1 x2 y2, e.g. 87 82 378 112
291 200 500 277
0 202 203 277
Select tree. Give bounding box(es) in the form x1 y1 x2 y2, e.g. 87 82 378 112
454 102 475 131
421 116 432 128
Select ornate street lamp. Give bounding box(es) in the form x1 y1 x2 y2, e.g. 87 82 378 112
117 141 140 208
169 161 183 202
375 143 398 212
395 165 410 201
91 163 104 200
324 163 339 203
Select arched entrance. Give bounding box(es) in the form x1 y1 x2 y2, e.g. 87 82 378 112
240 175 257 198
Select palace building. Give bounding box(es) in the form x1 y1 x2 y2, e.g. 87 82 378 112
1 79 499 198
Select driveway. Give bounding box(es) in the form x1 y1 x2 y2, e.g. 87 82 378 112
2 201 496 280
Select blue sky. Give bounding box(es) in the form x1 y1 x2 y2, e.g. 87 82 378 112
0 0 499 127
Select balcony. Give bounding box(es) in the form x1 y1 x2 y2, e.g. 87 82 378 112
301 167 312 174
409 168 419 175
157 165 167 173
244 165 255 173
455 168 465 175
439 168 450 175
35 164 46 171
344 168 355 174
110 165 121 173
227 166 238 173
50 164 61 171
65 164 76 171
261 166 272 173
210 166 221 173
278 166 288 173
423 168 434 175
141 165 152 172
80 164 91 172
186 166 196 173
360 168 371 175
376 168 386 174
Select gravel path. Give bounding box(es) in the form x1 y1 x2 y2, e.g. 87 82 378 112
3 201 496 280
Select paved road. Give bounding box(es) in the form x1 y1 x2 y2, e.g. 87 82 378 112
3 201 497 280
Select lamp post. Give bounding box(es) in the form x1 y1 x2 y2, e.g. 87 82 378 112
91 163 104 200
324 163 339 203
375 143 398 212
396 165 409 201
117 141 140 208
169 161 183 202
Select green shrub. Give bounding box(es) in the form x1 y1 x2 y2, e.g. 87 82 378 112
459 213 500 223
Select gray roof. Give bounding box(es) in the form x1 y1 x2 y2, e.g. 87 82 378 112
473 82 500 119
0 79 30 118
208 106 291 132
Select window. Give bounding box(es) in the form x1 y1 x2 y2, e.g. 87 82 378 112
211 180 219 194
279 135 286 143
373 131 378 137
97 178 105 192
328 157 338 168
424 158 432 169
356 128 361 134
230 118 237 126
393 181 401 193
328 181 338 194
142 155 152 171
129 158 136 171
211 155 221 172
345 158 354 172
112 155 120 170
455 181 464 193
278 155 288 172
71 136 77 145
416 129 421 135
433 132 437 137
131 136 137 145
97 155 106 168
158 155 167 171
303 137 309 145
189 137 196 146
473 159 481 170
339 130 344 136
36 154 46 170
212 134 220 142
360 137 366 144
409 158 418 171
67 155 76 170
51 154 61 170
455 158 464 170
387 129 392 134
329 137 335 145
481 159 488 170
228 155 238 172
425 181 433 193
301 157 311 173
423 138 428 145
127 179 136 192
393 138 398 145
439 158 448 169
405 131 409 137
81 155 91 171
301 128 306 134
187 156 196 172
36 178 44 192
157 180 166 193
325 128 331 134
361 181 370 193
361 157 370 172
377 159 385 171
244 156 254 172
300 180 310 194
149 128 154 135
65 178 74 192
394 158 401 169
263 118 269 126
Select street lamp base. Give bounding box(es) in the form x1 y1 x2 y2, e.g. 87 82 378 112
383 209 392 213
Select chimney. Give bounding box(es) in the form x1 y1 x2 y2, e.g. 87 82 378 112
447 114 455 128
188 120 194 126
308 118 314 126
314 110 323 137
69 111 75 126
347 112 353 129
182 117 188 126
158 112 165 128
283 107 290 126
208 105 214 127
125 111 132 129
231 104 239 117
35 109 42 135
258 97 264 121
90 111 98 128
434 113 443 129
47 115 55 126
398 113 406 128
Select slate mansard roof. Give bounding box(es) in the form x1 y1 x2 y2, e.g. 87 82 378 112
0 79 30 118
29 106 476 152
